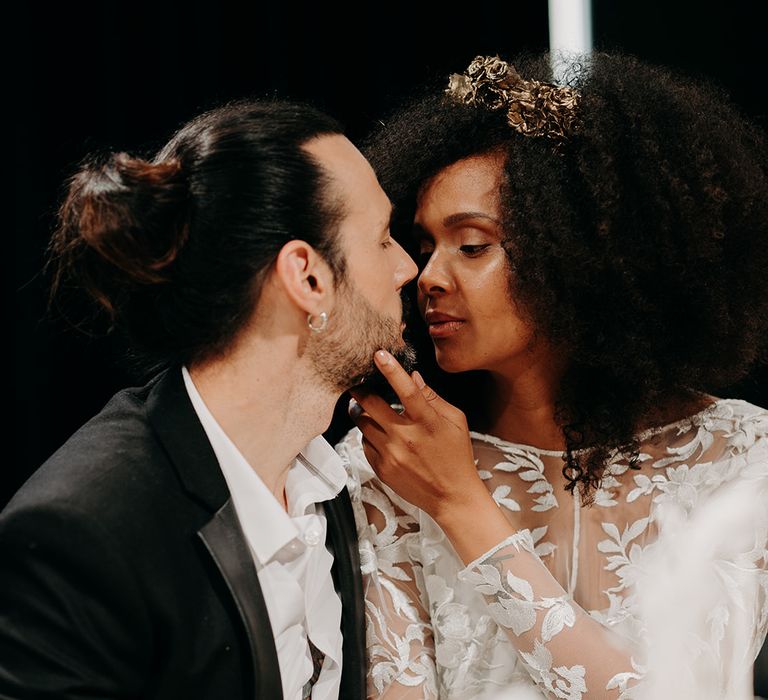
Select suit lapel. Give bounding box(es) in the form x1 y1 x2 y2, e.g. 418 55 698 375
199 500 282 699
145 367 228 512
325 488 366 700
146 367 283 699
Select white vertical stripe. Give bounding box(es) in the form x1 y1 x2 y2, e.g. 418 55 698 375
548 0 593 83
569 486 581 596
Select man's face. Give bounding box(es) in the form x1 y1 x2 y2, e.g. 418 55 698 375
303 135 418 391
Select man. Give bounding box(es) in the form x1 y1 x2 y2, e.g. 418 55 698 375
0 100 417 699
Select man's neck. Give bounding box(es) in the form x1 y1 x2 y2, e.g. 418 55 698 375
188 339 337 508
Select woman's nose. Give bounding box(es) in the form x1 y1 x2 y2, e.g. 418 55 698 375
417 251 452 296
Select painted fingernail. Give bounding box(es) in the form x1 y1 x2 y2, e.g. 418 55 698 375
348 398 363 419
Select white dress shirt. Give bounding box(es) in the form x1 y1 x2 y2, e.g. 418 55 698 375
182 367 347 699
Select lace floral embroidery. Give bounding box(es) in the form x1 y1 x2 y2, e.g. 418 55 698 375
337 399 768 699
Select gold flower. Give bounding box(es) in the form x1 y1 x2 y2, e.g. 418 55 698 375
446 73 474 103
446 55 581 142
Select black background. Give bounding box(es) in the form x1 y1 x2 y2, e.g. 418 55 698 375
9 0 768 510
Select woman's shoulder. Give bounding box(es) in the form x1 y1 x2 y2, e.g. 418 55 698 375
714 397 768 424
642 397 768 489
709 397 768 474
630 396 767 445
692 396 767 427
682 397 768 449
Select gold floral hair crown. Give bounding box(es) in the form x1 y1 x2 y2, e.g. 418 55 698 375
446 55 581 141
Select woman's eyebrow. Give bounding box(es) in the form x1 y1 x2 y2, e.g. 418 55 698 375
442 211 500 227
411 212 501 242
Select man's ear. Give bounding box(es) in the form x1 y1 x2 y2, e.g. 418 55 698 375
274 240 335 314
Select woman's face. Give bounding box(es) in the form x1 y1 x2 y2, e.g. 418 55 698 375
415 152 536 374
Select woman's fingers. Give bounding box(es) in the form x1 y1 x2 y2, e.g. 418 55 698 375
371 351 436 424
360 433 382 470
349 389 404 428
348 400 389 454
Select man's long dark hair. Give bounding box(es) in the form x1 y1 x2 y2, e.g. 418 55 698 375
50 100 346 372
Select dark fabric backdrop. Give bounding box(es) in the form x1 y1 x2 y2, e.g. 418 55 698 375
10 0 768 504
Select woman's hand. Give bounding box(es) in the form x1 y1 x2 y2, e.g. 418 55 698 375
349 350 499 532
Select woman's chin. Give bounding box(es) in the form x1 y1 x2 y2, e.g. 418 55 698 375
434 349 476 374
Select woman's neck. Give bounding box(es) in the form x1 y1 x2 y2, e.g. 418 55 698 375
481 364 714 451
480 351 565 451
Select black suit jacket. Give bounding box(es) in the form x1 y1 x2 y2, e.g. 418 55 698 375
0 368 366 699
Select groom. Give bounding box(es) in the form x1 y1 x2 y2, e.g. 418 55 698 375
0 101 417 699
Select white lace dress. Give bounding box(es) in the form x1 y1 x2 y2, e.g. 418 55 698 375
335 399 768 699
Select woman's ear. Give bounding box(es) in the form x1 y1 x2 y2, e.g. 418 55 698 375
274 239 335 315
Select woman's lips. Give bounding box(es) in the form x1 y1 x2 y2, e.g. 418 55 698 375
424 311 466 338
427 319 466 338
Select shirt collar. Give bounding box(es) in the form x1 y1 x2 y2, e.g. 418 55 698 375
181 366 347 565
286 437 347 516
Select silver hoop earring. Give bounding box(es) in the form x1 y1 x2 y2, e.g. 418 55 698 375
307 311 328 333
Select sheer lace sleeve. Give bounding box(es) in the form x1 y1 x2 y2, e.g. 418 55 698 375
458 528 642 699
457 427 768 700
336 429 438 699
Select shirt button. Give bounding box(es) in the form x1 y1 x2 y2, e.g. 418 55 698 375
304 529 322 547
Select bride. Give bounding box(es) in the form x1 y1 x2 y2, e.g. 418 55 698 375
336 52 768 699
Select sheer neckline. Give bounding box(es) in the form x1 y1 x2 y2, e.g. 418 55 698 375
469 396 732 457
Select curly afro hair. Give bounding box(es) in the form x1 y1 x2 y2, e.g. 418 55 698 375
364 52 768 499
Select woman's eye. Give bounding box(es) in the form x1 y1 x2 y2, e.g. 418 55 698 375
382 238 393 249
460 244 491 256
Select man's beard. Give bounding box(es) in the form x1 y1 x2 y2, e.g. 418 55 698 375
308 281 416 395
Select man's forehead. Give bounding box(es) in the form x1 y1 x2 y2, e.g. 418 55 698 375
303 134 365 180
303 134 391 229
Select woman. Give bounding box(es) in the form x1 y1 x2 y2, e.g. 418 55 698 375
336 53 768 699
